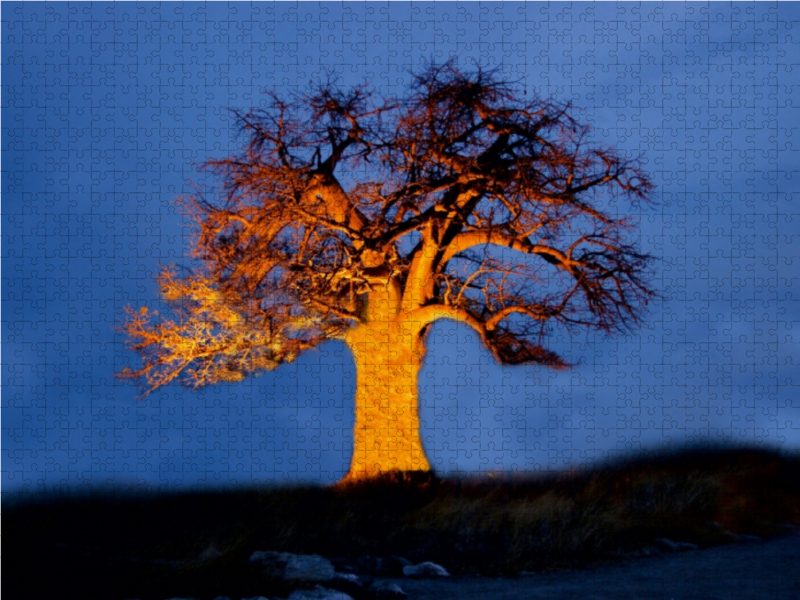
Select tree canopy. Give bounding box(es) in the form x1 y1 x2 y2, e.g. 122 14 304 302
119 61 659 395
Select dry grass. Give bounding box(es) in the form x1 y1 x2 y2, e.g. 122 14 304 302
6 443 800 598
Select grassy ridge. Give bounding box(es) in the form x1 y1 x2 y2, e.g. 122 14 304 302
5 444 800 599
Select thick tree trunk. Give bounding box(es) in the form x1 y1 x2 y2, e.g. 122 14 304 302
343 317 431 481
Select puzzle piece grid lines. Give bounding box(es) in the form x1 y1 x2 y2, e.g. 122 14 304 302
2 2 799 497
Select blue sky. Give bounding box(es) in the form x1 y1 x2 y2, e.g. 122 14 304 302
3 2 799 498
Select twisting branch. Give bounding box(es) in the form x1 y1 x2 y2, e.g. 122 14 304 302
119 59 659 395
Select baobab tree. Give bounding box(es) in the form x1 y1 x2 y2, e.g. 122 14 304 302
119 62 659 482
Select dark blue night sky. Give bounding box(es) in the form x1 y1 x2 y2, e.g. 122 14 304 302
3 2 799 498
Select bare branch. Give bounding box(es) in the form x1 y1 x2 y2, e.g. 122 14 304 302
119 59 659 392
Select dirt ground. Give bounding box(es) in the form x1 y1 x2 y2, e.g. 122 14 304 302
376 530 800 600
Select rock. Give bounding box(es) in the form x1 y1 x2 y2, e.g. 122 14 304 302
367 581 408 598
249 551 335 582
402 561 450 577
326 572 371 599
327 572 407 599
376 556 412 577
286 555 337 582
288 585 355 600
654 538 699 551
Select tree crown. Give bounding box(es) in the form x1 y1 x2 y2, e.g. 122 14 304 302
119 61 660 395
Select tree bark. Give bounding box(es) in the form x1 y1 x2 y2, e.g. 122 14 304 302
342 286 431 481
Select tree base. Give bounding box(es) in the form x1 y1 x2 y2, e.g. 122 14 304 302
333 468 437 490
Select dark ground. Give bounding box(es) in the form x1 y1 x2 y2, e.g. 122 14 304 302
377 526 800 600
5 444 800 600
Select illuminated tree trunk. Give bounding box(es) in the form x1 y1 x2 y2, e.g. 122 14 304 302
343 289 431 481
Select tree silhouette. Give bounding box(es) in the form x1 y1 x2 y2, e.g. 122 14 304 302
119 62 659 482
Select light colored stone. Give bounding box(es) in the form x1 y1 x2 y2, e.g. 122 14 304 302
402 561 450 577
654 538 699 551
326 571 371 598
332 573 361 584
285 554 336 581
249 550 294 578
369 580 408 598
249 551 335 582
288 585 355 600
